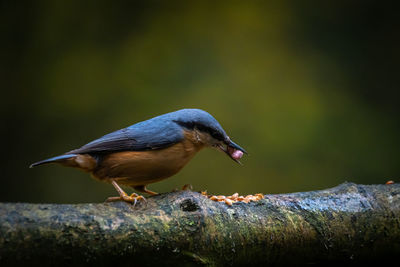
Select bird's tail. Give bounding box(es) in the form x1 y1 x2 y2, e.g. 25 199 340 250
29 154 78 168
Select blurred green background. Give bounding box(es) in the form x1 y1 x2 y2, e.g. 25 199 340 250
1 1 399 203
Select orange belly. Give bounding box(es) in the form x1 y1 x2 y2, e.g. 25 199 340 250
91 138 203 186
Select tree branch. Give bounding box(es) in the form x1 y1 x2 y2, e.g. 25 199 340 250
1 182 399 266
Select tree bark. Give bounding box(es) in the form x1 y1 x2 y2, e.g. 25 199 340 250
0 182 399 266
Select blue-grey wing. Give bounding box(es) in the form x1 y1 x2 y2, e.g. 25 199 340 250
67 121 184 154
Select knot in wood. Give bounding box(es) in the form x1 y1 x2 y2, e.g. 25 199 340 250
180 198 200 212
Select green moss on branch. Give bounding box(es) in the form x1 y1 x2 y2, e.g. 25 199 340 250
1 182 400 266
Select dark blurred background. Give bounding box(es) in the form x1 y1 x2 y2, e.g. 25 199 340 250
1 1 399 203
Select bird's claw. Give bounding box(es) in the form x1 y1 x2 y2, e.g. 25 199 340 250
182 184 193 191
106 193 147 207
172 184 193 192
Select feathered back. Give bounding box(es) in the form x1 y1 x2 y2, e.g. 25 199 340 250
68 109 227 155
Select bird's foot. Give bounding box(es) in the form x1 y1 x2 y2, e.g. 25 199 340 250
106 192 147 206
182 184 193 191
172 184 193 192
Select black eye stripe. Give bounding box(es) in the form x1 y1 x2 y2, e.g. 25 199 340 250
173 120 195 130
174 120 224 141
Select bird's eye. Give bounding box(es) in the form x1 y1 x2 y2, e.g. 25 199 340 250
212 132 224 141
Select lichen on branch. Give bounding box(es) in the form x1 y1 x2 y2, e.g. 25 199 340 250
0 182 399 266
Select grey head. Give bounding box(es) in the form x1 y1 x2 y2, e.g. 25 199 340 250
168 109 247 162
169 109 228 142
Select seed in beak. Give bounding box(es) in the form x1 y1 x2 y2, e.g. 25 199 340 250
228 146 244 160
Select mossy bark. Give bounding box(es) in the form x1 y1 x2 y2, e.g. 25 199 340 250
1 182 399 266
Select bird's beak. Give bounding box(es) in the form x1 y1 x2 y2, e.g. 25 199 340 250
217 139 248 165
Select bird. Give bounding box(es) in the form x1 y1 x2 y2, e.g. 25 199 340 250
30 109 247 204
